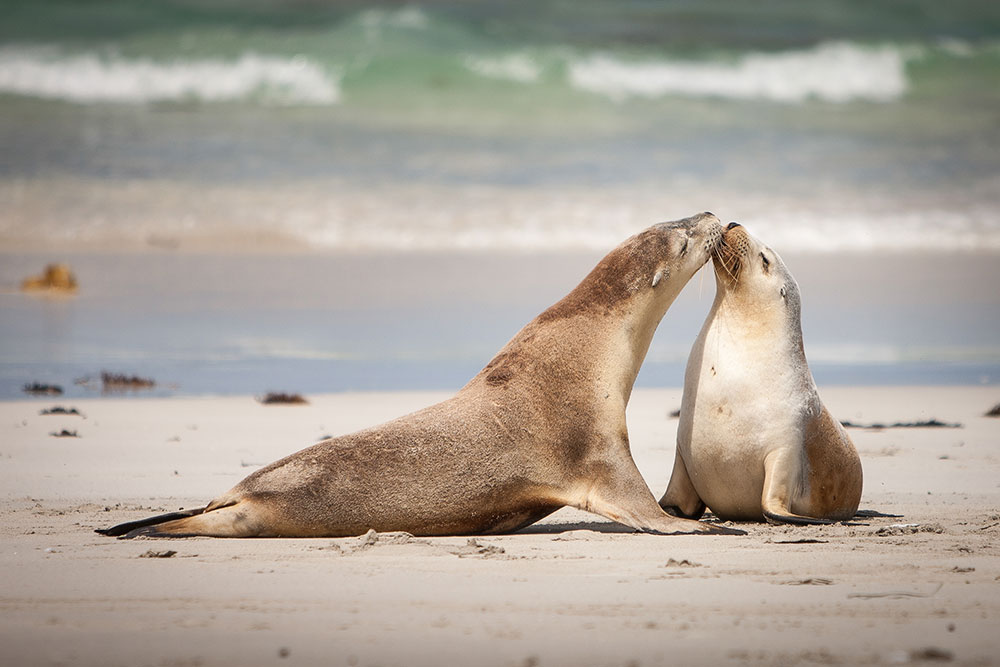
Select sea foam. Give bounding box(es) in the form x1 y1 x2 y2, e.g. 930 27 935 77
0 49 340 105
3 179 997 254
568 42 909 103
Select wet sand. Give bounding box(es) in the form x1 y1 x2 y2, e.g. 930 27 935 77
3 249 999 401
1 386 998 666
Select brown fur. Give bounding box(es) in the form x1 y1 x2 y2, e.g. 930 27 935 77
537 226 673 322
802 407 863 520
98 213 740 539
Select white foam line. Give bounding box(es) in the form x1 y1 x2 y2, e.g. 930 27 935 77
568 42 909 103
0 48 341 104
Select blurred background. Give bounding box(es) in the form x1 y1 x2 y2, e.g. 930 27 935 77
1 0 998 398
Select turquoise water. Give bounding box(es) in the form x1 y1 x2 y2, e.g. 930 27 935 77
1 1 999 394
2 1 999 251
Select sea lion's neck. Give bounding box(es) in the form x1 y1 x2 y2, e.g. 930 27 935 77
706 287 810 374
469 282 680 406
614 286 685 401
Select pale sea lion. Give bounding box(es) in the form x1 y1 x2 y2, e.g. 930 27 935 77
659 223 862 524
99 212 740 538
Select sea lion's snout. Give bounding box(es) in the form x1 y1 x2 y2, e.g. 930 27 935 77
714 222 751 284
720 221 748 249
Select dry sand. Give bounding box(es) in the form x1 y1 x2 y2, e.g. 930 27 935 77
1 386 998 667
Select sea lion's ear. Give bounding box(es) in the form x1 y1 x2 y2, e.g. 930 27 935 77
652 269 667 288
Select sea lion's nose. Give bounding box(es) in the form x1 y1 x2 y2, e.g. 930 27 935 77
726 222 741 230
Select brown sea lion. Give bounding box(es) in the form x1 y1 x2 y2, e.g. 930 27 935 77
100 213 740 538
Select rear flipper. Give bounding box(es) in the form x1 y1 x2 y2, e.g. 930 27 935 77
95 498 264 538
95 507 207 538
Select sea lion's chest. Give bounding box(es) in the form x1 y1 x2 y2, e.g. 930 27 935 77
679 317 808 516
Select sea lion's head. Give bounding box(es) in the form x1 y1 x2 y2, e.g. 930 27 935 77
536 212 723 323
713 223 801 319
643 211 724 294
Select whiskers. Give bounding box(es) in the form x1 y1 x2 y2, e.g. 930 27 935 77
714 236 743 284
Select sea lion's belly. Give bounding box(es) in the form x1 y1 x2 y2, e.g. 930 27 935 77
684 430 768 520
680 389 796 521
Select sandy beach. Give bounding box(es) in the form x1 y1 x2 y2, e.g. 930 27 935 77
3 3 999 665
2 386 997 667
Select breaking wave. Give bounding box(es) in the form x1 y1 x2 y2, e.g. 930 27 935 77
0 49 340 105
567 42 911 103
0 40 930 106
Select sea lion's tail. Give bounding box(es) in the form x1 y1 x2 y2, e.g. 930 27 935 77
96 507 208 538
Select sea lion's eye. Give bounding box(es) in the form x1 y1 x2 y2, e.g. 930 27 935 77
761 253 770 269
679 238 689 256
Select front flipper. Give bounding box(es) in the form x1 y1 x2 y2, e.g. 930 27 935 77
761 449 833 525
762 510 833 526
577 457 743 536
658 451 706 520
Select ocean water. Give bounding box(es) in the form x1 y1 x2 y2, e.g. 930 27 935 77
1 1 999 396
